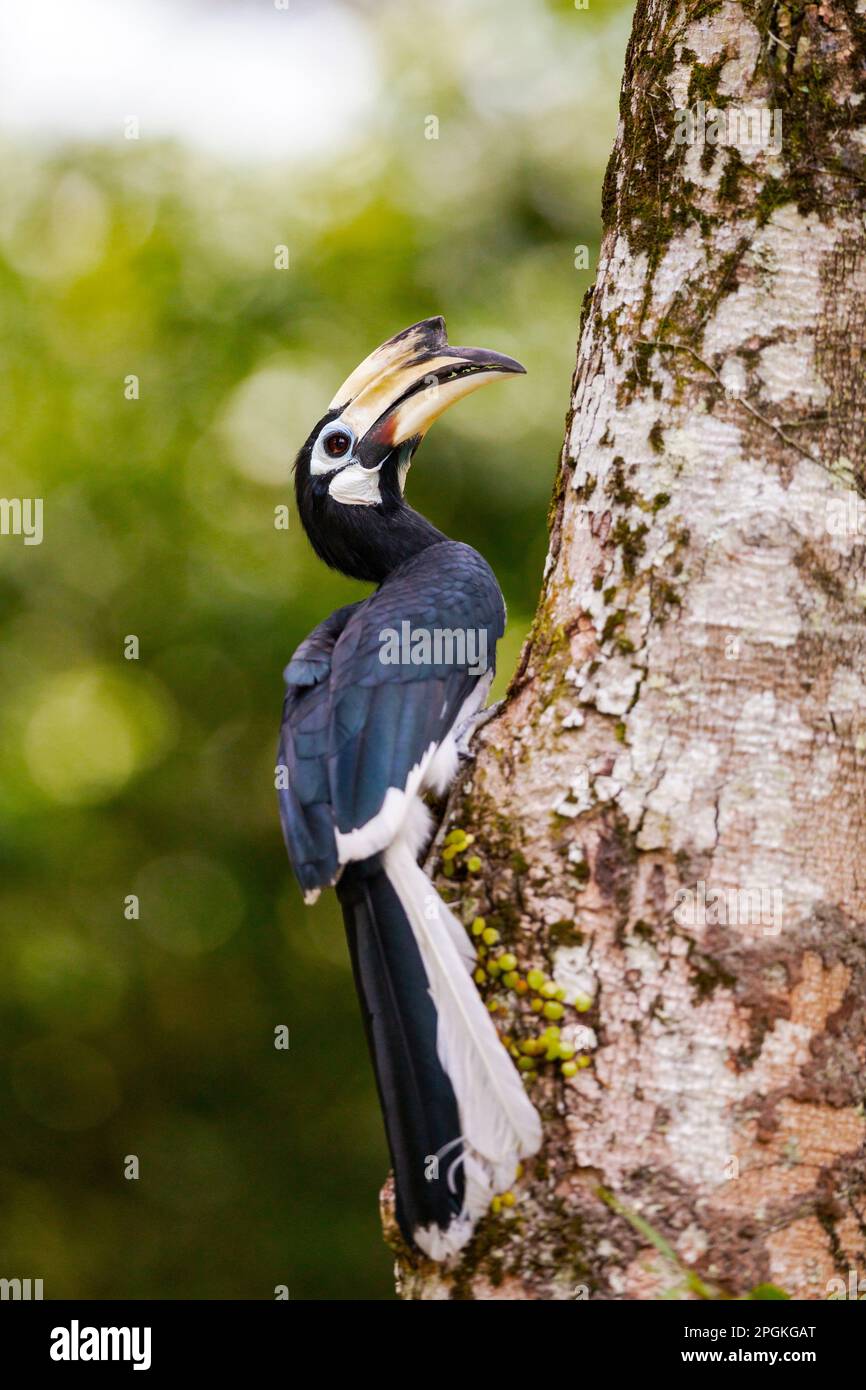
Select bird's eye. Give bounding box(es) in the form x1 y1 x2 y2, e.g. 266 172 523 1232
323 430 352 459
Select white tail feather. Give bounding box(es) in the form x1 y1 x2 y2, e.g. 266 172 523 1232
383 837 542 1254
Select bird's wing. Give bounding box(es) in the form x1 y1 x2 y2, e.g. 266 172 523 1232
327 541 505 858
277 601 364 896
282 600 364 687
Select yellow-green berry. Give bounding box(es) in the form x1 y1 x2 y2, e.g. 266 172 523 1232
526 969 545 991
473 967 486 985
540 980 558 999
482 926 500 946
471 916 486 936
561 1060 578 1078
499 952 518 972
466 856 482 873
543 1001 565 1021
501 1191 516 1208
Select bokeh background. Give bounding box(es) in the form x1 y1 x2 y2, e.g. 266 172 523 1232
0 0 630 1299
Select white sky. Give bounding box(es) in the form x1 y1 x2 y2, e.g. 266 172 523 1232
0 0 375 162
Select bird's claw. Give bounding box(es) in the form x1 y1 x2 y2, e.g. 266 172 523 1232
455 699 504 760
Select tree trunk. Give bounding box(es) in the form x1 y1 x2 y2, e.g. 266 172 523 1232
390 0 866 1299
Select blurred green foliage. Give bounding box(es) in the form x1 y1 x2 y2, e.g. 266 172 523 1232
0 0 629 1298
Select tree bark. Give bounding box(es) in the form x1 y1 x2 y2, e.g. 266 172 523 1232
391 0 866 1299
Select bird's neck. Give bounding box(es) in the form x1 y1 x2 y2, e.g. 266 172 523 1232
298 488 447 585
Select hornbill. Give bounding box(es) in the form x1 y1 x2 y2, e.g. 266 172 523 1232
277 317 541 1259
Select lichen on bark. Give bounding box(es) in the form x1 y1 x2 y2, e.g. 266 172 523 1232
392 0 866 1299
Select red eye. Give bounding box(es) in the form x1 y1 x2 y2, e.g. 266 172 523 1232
323 430 351 459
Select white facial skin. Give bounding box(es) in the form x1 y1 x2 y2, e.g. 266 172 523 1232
309 419 391 507
329 463 384 506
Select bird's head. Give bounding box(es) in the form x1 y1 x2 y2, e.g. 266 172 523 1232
293 316 525 582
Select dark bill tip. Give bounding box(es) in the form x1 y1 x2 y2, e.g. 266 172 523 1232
446 345 526 375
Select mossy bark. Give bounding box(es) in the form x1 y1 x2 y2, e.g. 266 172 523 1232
393 0 866 1299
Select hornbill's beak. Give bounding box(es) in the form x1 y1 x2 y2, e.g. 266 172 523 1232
330 317 525 468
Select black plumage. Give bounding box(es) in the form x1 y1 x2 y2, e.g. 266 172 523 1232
340 859 466 1239
278 541 504 887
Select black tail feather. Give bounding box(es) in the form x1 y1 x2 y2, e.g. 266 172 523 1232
338 857 466 1250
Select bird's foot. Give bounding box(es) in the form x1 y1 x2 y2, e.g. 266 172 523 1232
455 699 504 761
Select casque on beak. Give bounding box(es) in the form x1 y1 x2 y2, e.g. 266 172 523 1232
330 317 525 469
